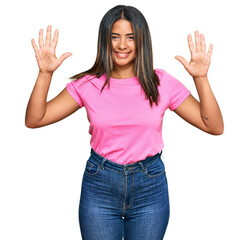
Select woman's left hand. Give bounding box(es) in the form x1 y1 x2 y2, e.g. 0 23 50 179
175 31 213 79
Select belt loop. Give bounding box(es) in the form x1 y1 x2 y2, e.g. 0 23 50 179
100 158 108 170
138 161 145 172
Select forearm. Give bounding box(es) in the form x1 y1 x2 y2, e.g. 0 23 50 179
193 76 224 134
25 72 53 127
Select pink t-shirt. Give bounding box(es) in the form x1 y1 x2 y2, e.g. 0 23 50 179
66 68 191 164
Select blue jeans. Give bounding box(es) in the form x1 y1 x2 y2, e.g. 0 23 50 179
79 148 170 240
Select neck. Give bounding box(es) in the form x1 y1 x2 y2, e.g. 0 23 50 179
111 64 135 79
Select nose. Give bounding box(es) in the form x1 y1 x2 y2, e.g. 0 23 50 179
117 38 127 50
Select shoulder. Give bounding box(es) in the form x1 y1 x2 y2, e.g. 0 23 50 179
154 68 165 77
68 74 106 92
154 68 173 79
68 74 102 93
154 68 189 90
69 74 96 88
154 68 175 84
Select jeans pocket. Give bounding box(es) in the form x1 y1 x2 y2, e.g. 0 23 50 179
144 157 165 178
84 157 100 177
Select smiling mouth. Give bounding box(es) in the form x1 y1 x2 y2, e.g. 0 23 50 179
114 51 131 58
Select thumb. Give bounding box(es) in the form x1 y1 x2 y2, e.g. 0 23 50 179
175 55 189 70
58 52 72 65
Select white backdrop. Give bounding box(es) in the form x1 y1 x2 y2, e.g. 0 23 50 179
1 0 248 239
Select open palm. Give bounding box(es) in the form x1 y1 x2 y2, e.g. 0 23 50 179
31 25 72 74
175 31 213 78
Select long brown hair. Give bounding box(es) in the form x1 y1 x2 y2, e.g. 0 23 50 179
70 5 160 107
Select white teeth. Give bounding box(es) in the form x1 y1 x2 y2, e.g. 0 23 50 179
116 52 130 54
116 52 130 56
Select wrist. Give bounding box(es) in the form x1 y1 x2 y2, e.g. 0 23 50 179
37 71 53 85
193 75 209 86
39 70 54 77
193 75 208 81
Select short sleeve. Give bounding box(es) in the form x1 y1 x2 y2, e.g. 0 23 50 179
157 69 191 111
66 81 84 108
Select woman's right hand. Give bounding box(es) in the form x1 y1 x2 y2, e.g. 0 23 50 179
31 25 72 74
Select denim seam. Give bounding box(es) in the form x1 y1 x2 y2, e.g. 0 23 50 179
125 174 135 209
122 175 127 216
145 169 165 178
85 164 100 176
102 165 140 174
89 155 160 174
86 161 94 168
144 156 160 167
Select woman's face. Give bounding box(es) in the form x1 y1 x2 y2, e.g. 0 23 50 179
111 19 136 70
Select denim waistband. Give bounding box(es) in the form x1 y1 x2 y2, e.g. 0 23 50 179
90 148 163 174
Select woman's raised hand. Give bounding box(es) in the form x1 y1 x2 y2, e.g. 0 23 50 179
31 25 72 74
175 31 213 79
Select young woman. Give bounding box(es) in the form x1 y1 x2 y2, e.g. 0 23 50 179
25 5 224 240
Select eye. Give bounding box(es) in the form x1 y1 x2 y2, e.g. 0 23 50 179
111 36 118 40
128 36 134 40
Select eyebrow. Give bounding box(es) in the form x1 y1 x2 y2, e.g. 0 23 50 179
111 33 134 36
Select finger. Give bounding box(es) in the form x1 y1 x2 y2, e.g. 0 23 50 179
51 29 59 49
195 30 201 52
58 52 72 65
207 44 213 58
38 28 44 48
187 34 195 54
200 34 206 53
45 25 52 47
175 55 189 70
31 39 39 53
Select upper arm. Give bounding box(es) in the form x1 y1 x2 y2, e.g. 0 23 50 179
31 87 81 128
173 94 210 133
